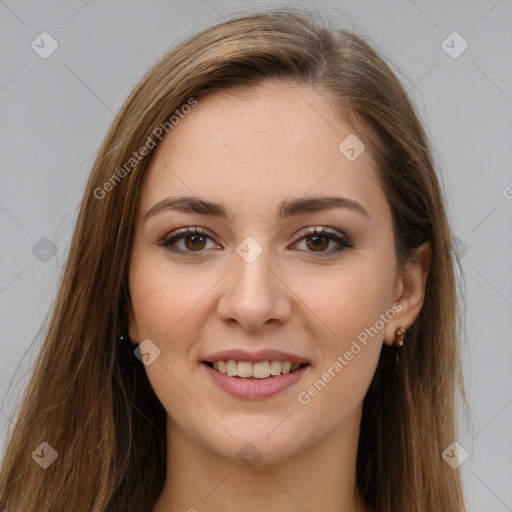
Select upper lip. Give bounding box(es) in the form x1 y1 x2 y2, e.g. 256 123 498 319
203 349 310 365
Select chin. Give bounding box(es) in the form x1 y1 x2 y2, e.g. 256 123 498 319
200 416 311 467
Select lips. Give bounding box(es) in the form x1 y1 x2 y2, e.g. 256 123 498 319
201 348 311 399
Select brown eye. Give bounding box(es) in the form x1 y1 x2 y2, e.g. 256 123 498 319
305 234 330 252
160 227 219 255
184 234 207 251
294 227 352 257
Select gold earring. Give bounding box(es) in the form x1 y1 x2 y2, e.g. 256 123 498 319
395 326 406 364
395 326 406 346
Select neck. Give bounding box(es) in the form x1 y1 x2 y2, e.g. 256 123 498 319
153 411 367 512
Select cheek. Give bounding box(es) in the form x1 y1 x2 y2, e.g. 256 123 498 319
128 259 209 423
295 257 395 408
129 254 209 342
306 257 395 344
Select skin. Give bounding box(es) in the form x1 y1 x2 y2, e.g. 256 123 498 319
127 81 431 512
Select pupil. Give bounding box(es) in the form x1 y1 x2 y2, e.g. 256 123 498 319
307 235 328 251
186 235 205 250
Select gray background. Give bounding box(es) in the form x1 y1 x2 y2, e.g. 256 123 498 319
1 0 511 510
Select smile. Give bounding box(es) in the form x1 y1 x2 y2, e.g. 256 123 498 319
205 360 307 378
201 360 310 399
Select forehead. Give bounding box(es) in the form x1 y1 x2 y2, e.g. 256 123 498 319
137 81 386 222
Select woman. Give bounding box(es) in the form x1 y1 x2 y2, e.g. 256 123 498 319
0 6 468 511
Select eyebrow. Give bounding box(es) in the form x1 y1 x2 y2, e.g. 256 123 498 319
144 195 369 221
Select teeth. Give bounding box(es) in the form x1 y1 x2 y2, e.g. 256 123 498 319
253 361 270 379
226 360 237 377
211 359 303 378
237 361 253 378
269 360 282 375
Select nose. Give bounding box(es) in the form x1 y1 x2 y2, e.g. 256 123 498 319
216 245 292 332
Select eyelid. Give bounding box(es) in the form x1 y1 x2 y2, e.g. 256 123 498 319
291 226 353 257
160 225 219 245
162 225 348 242
294 225 348 240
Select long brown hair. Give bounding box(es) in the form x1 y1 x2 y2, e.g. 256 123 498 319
0 6 468 511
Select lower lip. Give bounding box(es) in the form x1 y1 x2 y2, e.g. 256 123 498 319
202 363 310 399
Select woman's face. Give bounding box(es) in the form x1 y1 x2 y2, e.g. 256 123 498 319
127 81 417 464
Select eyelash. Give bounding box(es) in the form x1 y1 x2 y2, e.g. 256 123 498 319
159 226 353 258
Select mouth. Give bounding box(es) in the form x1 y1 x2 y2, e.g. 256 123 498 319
202 360 310 379
201 359 311 399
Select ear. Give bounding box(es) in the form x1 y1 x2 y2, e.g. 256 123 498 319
383 241 431 346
